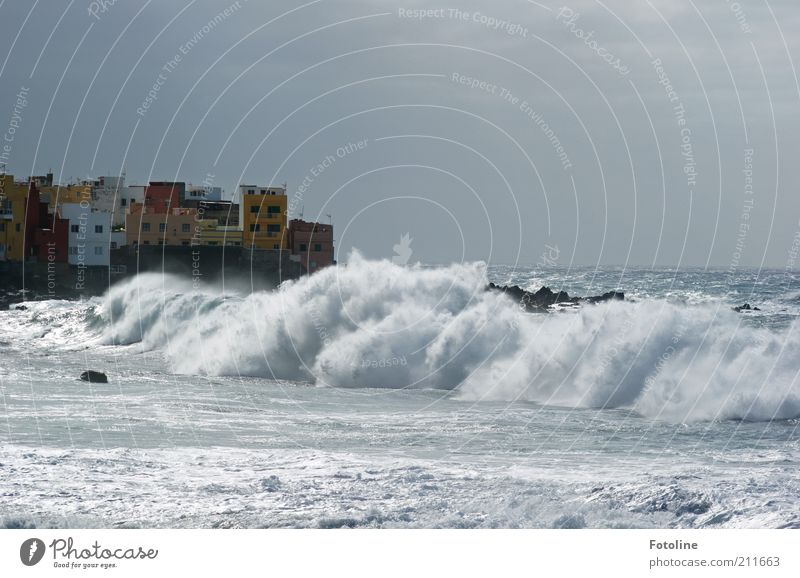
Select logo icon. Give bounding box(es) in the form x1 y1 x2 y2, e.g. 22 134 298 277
20 538 45 566
392 233 413 265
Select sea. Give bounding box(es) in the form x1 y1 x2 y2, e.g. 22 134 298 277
1 257 798 529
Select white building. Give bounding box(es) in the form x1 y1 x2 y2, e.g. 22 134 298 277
185 184 223 203
61 203 123 267
82 175 145 227
116 185 145 227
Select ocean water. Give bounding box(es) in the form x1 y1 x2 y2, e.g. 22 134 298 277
0 257 798 529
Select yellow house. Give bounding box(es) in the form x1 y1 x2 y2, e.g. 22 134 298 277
126 203 220 247
0 174 29 262
238 185 287 250
42 184 92 212
196 224 242 247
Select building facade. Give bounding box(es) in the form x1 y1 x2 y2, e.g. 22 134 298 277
184 184 223 205
0 174 27 261
60 203 121 266
126 203 217 247
288 219 334 274
143 181 184 214
238 185 287 250
196 224 242 247
25 184 69 263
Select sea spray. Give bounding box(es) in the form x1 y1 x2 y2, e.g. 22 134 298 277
95 255 800 422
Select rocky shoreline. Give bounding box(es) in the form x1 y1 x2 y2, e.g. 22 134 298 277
487 283 624 312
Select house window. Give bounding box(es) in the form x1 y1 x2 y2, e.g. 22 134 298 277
300 243 307 252
16 223 20 232
314 244 322 252
267 205 281 214
181 241 189 246
121 198 127 206
250 205 260 213
0 223 4 232
250 224 260 232
95 225 103 233
94 246 103 255
209 241 218 246
142 223 150 232
69 246 78 255
247 189 255 194
143 240 150 245
267 224 280 233
111 241 117 249
273 244 280 250
181 223 190 233
71 225 79 233
260 189 267 194
159 223 166 232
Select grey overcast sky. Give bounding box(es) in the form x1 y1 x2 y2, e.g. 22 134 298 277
1 0 799 267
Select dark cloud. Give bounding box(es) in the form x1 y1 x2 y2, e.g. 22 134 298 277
1 0 798 267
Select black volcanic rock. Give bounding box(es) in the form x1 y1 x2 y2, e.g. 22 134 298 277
587 291 625 303
80 370 108 383
487 283 624 312
733 303 760 312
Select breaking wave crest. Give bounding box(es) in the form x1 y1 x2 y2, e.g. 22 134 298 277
97 255 800 422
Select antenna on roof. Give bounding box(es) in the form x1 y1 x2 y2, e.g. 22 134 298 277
299 204 304 219
326 213 332 225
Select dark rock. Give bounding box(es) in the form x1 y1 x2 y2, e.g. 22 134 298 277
80 370 108 383
733 303 761 312
586 291 625 303
488 283 624 312
13 305 27 311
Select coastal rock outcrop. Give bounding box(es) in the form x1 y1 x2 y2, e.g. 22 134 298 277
80 370 108 383
733 303 761 312
487 283 624 312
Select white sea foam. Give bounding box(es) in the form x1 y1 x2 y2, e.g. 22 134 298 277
77 254 800 422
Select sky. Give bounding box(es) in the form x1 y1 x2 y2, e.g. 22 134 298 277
0 0 799 268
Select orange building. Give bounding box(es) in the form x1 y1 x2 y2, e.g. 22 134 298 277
126 202 216 247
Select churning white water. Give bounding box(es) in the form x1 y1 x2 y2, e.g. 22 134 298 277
1 258 798 528
98 255 800 422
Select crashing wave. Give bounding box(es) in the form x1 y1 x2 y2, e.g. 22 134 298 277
91 253 800 422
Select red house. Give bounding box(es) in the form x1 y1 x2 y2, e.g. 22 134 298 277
288 219 335 274
143 181 185 213
24 182 68 263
